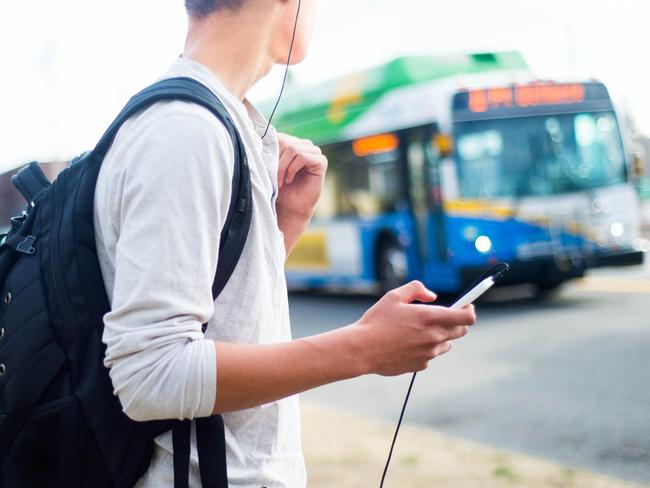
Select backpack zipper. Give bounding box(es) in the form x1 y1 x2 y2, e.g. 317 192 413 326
50 171 75 326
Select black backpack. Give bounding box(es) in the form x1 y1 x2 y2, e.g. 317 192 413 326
0 77 252 488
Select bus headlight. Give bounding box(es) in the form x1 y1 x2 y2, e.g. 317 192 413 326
475 235 493 253
610 222 624 238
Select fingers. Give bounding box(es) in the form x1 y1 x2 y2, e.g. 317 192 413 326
413 303 476 328
432 341 452 358
433 325 469 344
419 322 468 347
388 280 437 304
277 145 296 188
277 137 327 188
285 153 327 186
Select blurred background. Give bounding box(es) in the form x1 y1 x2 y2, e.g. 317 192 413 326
1 1 649 486
1 1 650 166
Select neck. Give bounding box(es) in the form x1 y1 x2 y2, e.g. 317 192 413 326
182 10 276 101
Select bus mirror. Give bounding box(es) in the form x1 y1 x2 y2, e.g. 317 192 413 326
434 134 454 157
632 152 645 179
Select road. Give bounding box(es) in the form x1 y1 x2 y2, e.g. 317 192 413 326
289 260 650 485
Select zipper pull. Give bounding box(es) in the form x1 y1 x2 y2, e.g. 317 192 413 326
2 235 37 255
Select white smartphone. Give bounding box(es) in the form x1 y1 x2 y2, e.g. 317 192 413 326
450 263 510 309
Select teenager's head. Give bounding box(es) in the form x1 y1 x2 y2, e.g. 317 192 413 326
184 0 317 65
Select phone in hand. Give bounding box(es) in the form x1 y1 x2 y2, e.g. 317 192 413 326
450 263 510 309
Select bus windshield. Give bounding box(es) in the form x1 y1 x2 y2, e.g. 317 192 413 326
454 111 627 198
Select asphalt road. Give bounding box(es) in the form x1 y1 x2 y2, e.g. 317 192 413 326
289 260 650 484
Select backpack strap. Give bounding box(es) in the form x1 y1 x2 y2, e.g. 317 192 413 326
92 77 252 488
93 77 253 302
11 162 50 204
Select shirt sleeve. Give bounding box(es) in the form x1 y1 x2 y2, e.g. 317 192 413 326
101 106 234 422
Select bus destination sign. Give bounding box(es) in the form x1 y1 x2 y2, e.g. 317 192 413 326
452 82 613 121
467 83 586 113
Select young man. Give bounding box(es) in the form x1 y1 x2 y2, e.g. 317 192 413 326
93 0 477 486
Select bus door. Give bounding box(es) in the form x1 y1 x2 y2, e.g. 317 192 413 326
406 128 449 285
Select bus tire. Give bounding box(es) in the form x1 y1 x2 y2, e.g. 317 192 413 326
377 241 408 294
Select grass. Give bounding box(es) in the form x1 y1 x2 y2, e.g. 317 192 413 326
301 401 649 488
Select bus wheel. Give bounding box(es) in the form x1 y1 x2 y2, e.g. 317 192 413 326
378 242 408 294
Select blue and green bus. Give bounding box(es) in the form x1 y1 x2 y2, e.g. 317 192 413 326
270 51 644 293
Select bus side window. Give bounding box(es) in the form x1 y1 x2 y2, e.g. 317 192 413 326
318 140 402 219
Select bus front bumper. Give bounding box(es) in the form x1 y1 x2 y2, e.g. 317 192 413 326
460 256 585 289
459 249 644 289
587 249 645 268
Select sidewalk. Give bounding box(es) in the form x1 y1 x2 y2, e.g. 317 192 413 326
301 402 648 488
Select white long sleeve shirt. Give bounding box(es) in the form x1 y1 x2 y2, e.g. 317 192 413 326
93 57 306 487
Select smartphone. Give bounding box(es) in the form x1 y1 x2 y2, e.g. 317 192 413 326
450 263 510 310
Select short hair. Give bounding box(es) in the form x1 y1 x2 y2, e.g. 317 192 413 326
185 0 246 17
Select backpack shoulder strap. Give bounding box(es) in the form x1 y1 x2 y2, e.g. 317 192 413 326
93 76 253 301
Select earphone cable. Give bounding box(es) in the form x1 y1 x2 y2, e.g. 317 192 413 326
262 0 301 138
380 371 417 487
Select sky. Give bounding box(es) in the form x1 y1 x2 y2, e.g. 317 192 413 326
0 0 648 172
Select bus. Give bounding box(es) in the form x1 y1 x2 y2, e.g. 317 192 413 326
269 51 645 294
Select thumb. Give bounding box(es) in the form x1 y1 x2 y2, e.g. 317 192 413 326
393 281 437 304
